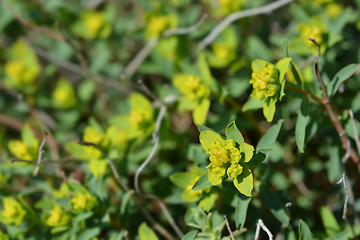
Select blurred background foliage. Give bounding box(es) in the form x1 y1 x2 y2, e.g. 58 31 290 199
1 0 360 239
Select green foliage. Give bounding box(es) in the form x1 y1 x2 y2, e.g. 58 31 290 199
1 0 360 239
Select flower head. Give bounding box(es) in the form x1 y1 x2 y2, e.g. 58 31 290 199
250 63 279 100
70 193 96 212
0 198 26 225
46 205 71 227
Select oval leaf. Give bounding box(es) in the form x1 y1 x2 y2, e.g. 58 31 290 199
225 121 244 145
299 220 312 240
257 119 284 149
329 64 359 96
235 194 251 230
139 222 159 240
295 98 309 153
192 172 212 191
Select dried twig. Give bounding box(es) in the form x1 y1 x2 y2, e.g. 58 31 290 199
1 0 65 41
125 14 208 77
198 0 294 50
134 105 166 194
224 215 235 240
255 219 273 240
313 60 360 171
308 38 320 57
340 173 349 220
349 109 360 155
33 131 48 176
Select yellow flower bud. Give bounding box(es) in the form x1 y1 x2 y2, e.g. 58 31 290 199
83 126 103 145
8 140 33 160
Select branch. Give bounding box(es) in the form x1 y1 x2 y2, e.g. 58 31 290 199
313 60 360 171
134 105 166 194
349 109 360 155
224 215 235 240
198 0 294 50
254 219 273 240
33 131 48 176
1 0 65 41
124 14 208 77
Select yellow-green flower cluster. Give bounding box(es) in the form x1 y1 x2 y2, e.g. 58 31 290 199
248 58 291 122
174 75 210 102
297 16 327 53
200 124 255 196
145 14 177 39
206 139 254 181
4 40 41 90
70 193 96 212
46 205 71 227
250 63 279 101
52 78 76 109
72 10 112 39
8 124 39 161
0 198 26 226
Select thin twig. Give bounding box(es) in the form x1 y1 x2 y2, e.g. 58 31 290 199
313 60 360 171
254 219 273 240
285 84 323 105
125 14 208 77
1 0 65 41
224 215 235 240
33 131 48 176
138 79 160 102
132 105 184 238
285 202 292 219
341 173 349 219
349 109 360 155
77 140 130 191
134 105 166 194
198 0 294 50
308 38 320 57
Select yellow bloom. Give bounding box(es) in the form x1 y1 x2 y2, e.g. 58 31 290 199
227 163 243 179
0 198 26 226
73 10 112 39
8 140 38 160
145 15 177 39
250 63 279 100
325 3 342 19
128 109 149 130
174 74 210 102
46 205 71 227
83 126 103 145
52 78 76 109
4 40 41 88
70 193 96 211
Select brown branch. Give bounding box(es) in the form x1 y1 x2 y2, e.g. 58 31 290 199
313 60 360 171
1 0 65 41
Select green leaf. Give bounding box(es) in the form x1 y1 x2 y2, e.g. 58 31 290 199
329 64 359 96
139 222 159 240
259 184 289 226
170 173 193 189
199 130 224 152
21 123 38 149
120 190 134 215
235 194 251 230
185 206 207 229
225 121 244 145
77 228 101 240
320 206 341 236
290 61 304 89
276 57 292 100
198 53 213 87
299 220 312 240
233 168 253 197
263 97 277 122
193 98 210 125
251 59 270 72
243 97 265 111
247 148 272 167
192 172 212 191
199 193 216 212
257 119 284 149
78 80 95 102
181 230 198 240
295 98 310 153
283 39 289 58
197 124 215 133
73 212 93 225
